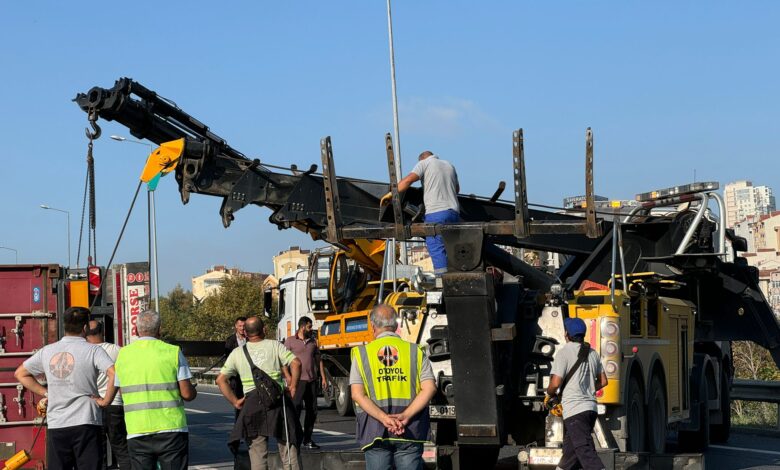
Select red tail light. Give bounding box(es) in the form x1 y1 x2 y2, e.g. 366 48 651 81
88 266 101 294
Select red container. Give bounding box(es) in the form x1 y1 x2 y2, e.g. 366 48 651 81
0 264 62 468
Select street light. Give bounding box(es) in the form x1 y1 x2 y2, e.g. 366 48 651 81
40 204 71 267
0 247 18 264
111 135 160 312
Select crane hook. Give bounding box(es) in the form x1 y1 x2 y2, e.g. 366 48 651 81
85 120 102 140
85 108 101 140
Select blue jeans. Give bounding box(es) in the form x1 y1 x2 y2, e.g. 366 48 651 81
424 209 460 274
365 441 424 470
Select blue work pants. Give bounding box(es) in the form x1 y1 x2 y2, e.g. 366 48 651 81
424 209 460 274
364 441 424 470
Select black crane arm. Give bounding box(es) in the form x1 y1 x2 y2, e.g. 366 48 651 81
75 78 603 256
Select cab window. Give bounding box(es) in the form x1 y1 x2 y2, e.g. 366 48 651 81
630 297 642 336
321 320 341 336
345 317 368 333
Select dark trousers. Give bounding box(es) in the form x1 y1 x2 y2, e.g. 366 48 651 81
293 380 317 442
229 376 244 421
47 424 103 470
126 432 188 470
103 405 131 469
559 411 604 470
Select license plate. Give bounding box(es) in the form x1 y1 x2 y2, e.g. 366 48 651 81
429 405 456 418
528 448 562 465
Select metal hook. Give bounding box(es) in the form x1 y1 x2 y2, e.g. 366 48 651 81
85 120 102 140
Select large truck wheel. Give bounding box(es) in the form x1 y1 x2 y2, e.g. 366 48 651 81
679 379 710 451
646 375 667 454
710 369 731 444
334 377 355 417
626 377 647 452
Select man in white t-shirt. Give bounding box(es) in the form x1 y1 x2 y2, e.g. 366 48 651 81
15 307 116 470
87 320 131 469
381 151 460 275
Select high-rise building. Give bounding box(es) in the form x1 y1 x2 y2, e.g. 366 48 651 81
724 181 776 228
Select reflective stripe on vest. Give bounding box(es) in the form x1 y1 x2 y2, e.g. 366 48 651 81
352 335 429 449
115 340 187 435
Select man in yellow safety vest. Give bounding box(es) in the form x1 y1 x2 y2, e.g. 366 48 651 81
350 304 437 470
114 310 197 470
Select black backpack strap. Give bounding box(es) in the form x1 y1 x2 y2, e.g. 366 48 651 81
558 342 591 395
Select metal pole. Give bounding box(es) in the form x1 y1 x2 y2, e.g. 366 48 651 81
151 191 160 312
147 190 154 309
66 211 71 268
386 0 407 265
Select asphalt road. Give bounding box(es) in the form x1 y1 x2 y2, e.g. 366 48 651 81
186 385 780 469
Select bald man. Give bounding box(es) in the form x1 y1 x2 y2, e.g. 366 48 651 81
350 304 437 469
219 316 303 469
381 151 460 275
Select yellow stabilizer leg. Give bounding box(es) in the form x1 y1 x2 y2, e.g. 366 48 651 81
2 450 30 470
139 138 185 183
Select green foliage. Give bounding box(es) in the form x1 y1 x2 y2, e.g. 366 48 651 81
159 284 194 341
731 341 780 428
158 277 269 342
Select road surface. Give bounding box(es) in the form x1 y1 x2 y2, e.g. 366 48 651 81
186 385 780 469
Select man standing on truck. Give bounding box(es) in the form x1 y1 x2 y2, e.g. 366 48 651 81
14 306 117 470
381 151 460 275
285 316 328 450
350 304 437 470
86 320 131 469
546 318 609 470
225 316 248 419
217 316 303 470
114 310 197 470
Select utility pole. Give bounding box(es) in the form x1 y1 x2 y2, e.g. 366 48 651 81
386 0 408 264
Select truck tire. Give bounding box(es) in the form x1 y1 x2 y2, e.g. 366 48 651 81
646 375 667 454
710 369 731 444
626 377 646 452
679 379 710 451
334 377 354 417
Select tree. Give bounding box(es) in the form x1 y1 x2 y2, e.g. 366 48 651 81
159 284 195 341
731 341 780 427
185 276 265 341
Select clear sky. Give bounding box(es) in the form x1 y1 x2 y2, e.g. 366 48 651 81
1 2 778 293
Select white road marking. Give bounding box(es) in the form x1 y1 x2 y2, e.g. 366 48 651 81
710 445 780 457
185 408 210 414
189 462 233 469
197 391 224 396
313 428 350 437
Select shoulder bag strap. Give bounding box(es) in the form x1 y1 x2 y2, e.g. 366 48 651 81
558 342 591 395
241 344 276 389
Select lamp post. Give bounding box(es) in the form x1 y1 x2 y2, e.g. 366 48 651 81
110 135 160 312
40 205 71 267
386 0 407 264
0 247 18 264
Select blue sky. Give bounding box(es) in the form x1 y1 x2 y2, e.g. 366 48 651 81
1 2 778 293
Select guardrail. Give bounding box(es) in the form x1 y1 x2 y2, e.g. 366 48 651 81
731 379 780 431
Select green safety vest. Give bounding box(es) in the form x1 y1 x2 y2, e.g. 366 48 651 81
115 339 187 435
351 334 429 449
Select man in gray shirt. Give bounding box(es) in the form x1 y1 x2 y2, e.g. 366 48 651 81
381 151 460 275
15 306 116 470
547 317 608 470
